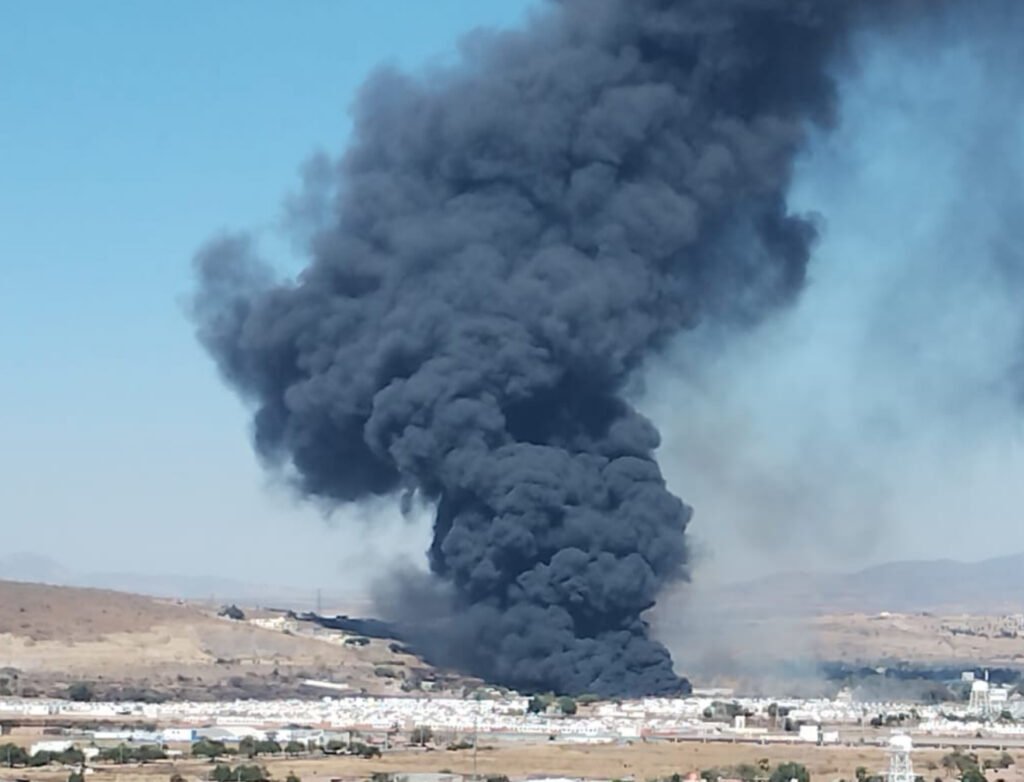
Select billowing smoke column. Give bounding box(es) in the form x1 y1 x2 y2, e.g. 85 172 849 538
193 0 870 695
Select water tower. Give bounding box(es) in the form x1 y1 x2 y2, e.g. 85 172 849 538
969 678 992 718
888 734 914 782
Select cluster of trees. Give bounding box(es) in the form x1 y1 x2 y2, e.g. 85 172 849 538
96 743 168 764
982 752 1017 771
208 763 299 782
936 749 1014 782
686 760 810 782
0 743 85 767
2 742 172 770
193 739 233 760
193 736 380 762
323 739 380 758
526 694 578 715
194 739 314 761
238 737 288 758
702 701 754 722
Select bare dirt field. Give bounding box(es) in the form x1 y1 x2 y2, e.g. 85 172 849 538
12 742 1018 782
811 613 1024 666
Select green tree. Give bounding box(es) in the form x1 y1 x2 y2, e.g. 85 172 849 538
57 748 85 766
961 770 985 782
210 764 234 782
770 762 810 782
171 774 187 782
239 737 257 759
285 773 300 782
284 741 305 756
410 726 433 746
98 745 128 763
856 767 870 782
193 739 228 760
236 765 269 782
558 697 577 716
350 742 381 758
136 745 168 763
68 772 84 782
67 682 94 702
941 751 979 778
1 743 29 767
733 763 761 782
527 695 549 714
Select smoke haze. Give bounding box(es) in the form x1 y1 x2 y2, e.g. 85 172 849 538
647 3 1024 689
192 0 1022 695
645 2 1024 582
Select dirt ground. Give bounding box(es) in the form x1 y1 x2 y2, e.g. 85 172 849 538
4 578 1023 701
0 580 452 700
11 742 1012 782
811 613 1024 666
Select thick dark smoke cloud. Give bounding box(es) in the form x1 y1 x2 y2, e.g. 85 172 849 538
193 0 900 696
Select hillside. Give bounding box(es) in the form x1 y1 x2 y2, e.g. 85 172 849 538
701 552 1024 616
0 579 462 702
655 554 1024 694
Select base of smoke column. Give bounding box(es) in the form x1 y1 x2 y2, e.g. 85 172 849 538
299 610 693 698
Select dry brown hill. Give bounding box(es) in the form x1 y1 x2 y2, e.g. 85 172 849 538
0 579 462 702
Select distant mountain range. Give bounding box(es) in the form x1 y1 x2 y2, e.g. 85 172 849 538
0 553 370 613
704 552 1024 616
2 551 1021 617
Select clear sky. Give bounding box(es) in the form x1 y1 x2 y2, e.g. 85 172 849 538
3 3 1022 600
0 1 535 596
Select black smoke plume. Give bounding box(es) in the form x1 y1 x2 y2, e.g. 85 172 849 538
194 0 894 695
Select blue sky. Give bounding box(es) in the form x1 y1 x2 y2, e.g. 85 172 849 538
3 3 1022 600
0 1 534 595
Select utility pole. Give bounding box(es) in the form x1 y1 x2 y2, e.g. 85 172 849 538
472 692 481 782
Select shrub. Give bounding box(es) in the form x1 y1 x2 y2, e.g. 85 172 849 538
68 682 94 702
770 762 810 782
410 727 433 746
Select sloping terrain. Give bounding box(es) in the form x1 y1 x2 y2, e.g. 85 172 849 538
0 580 460 701
655 554 1024 694
699 553 1024 617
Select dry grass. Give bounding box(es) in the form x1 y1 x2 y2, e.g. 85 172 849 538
12 743 992 782
0 580 435 699
812 613 1024 666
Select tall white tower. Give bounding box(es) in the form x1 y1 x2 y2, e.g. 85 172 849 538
888 734 914 782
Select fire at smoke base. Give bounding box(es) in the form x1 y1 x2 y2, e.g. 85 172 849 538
191 0 962 696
